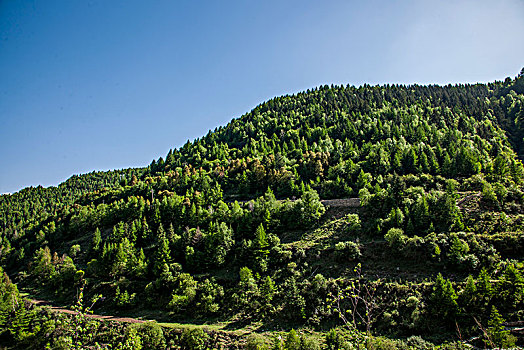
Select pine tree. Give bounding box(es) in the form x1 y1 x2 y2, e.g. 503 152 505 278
254 224 269 272
154 224 171 275
403 148 418 174
92 227 102 253
260 276 275 314
459 275 477 313
430 273 459 323
486 306 515 348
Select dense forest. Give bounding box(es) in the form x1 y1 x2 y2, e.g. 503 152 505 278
1 71 524 349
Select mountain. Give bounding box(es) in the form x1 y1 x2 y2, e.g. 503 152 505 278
1 73 524 349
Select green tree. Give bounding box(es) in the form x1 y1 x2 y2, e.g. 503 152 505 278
284 329 300 350
297 188 325 226
154 224 171 275
430 273 459 324
384 228 407 249
485 306 516 348
236 267 259 314
168 273 198 311
92 227 102 253
260 276 275 316
403 148 418 174
254 223 270 271
31 246 55 283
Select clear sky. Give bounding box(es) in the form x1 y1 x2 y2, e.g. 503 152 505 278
1 0 523 194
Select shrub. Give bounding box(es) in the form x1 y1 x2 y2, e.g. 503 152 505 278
404 335 434 350
384 228 406 249
335 241 361 261
284 329 300 350
300 334 320 350
246 333 269 350
481 181 498 206
346 241 361 258
366 336 398 350
122 327 143 350
69 244 81 258
131 323 165 350
325 329 342 350
180 328 209 350
86 259 99 276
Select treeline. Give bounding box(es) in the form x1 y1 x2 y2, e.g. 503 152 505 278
151 76 524 191
0 169 141 246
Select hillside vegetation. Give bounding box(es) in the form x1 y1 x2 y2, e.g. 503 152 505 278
1 71 524 349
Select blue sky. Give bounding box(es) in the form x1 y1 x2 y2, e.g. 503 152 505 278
1 0 523 194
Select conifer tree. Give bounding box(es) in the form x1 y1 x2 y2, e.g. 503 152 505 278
92 227 102 253
154 224 171 275
430 273 459 323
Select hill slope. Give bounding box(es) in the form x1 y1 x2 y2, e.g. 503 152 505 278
1 73 524 348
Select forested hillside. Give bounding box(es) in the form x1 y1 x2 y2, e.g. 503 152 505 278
1 72 524 349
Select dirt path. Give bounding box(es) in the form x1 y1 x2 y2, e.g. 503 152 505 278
29 299 149 324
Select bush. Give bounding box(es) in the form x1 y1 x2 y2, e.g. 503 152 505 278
346 241 362 260
122 327 143 350
335 242 346 251
300 334 320 350
481 181 498 206
335 241 361 261
384 228 406 249
86 258 99 276
246 333 269 350
284 329 300 350
366 336 398 350
325 329 342 350
271 335 284 350
404 336 434 350
180 328 209 350
131 323 165 350
69 244 81 258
